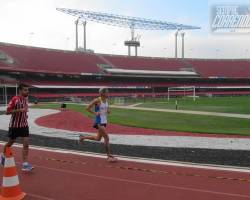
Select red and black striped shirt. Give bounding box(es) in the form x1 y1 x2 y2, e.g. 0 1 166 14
7 96 29 128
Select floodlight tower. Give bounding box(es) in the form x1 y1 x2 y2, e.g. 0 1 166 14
175 30 185 59
56 8 201 56
181 32 185 59
175 30 179 58
75 17 79 50
75 17 87 51
125 24 140 56
83 21 87 51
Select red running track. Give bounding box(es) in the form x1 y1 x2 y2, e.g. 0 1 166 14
0 145 249 200
36 110 250 138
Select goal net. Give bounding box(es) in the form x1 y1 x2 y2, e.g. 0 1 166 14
167 86 197 101
113 97 125 105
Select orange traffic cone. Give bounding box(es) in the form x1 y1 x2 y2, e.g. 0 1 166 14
0 147 26 200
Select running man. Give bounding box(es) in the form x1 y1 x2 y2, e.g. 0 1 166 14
79 88 117 162
1 83 33 171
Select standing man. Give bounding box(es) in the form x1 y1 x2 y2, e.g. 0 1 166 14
1 83 33 171
79 87 117 162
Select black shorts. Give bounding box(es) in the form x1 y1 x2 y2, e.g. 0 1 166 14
93 123 107 129
8 127 29 140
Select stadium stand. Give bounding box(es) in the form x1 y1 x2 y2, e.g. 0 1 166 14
187 59 250 78
0 42 104 74
0 42 250 78
102 54 185 71
0 42 250 102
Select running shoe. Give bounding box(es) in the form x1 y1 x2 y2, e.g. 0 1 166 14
107 156 118 163
78 134 84 144
22 163 34 172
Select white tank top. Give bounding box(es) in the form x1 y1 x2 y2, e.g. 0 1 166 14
95 97 109 124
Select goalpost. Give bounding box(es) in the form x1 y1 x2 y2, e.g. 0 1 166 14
0 83 18 107
0 84 8 106
113 97 125 105
167 86 196 101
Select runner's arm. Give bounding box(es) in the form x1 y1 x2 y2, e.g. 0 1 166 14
86 98 100 116
6 97 27 115
6 97 17 114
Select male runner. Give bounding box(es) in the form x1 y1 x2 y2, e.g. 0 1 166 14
1 83 33 171
79 87 117 162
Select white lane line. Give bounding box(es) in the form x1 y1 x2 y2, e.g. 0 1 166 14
111 105 250 119
28 193 55 200
1 142 249 173
32 164 250 199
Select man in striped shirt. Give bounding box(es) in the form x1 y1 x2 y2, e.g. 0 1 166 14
1 84 33 171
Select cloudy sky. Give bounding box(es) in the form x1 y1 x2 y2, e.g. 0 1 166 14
0 0 249 59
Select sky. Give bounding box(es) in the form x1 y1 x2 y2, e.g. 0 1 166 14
0 0 249 59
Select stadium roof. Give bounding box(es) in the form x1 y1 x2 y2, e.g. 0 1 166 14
105 68 198 76
56 8 201 30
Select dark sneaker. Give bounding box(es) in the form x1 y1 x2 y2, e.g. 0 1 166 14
78 134 85 144
107 156 118 163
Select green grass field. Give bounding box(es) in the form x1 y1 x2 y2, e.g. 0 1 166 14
136 96 250 114
33 96 250 136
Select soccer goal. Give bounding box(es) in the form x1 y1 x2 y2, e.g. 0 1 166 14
167 86 197 101
113 97 125 105
0 83 18 106
0 84 9 106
